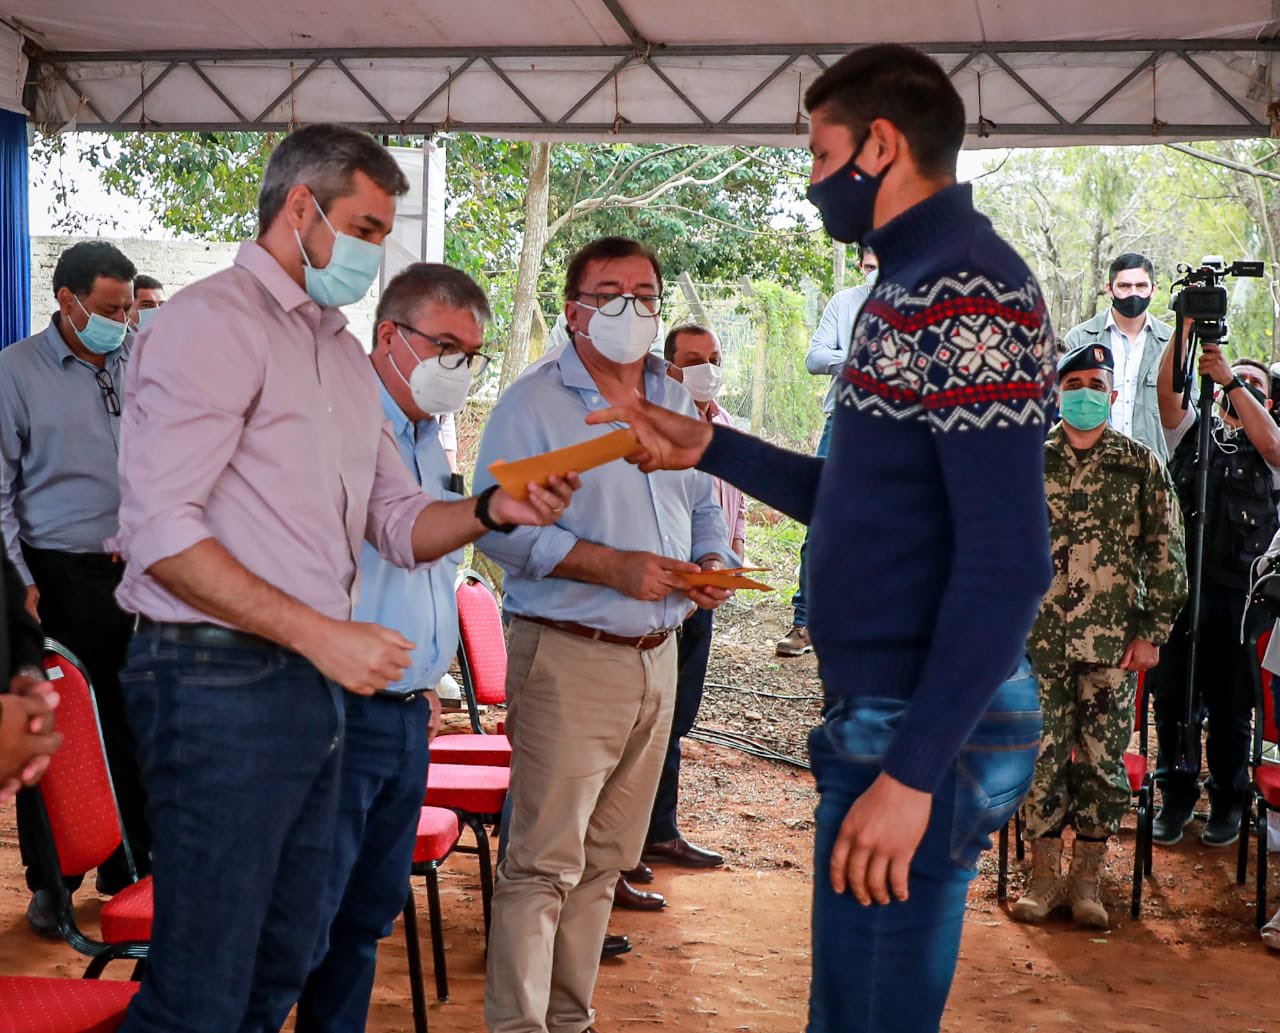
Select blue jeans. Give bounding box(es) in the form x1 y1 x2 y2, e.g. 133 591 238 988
118 630 344 1033
807 659 1041 1033
648 607 714 843
296 692 432 1033
791 415 834 627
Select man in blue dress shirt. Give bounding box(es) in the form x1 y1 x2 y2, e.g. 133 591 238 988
295 263 493 1032
0 240 148 931
475 236 732 1033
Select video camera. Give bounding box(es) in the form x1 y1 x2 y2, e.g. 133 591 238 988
1170 256 1263 395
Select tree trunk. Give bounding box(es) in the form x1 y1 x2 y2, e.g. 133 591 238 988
832 240 846 292
500 142 553 392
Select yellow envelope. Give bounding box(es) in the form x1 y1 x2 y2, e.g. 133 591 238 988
488 428 640 501
678 568 774 592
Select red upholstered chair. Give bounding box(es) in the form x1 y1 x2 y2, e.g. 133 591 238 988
1236 628 1278 925
996 670 1154 918
429 571 512 768
402 807 462 1033
423 763 509 936
0 977 138 1033
25 640 152 976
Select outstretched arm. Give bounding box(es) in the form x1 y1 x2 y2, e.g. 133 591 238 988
586 398 825 525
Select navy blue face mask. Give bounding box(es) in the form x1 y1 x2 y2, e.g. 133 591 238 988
805 137 887 245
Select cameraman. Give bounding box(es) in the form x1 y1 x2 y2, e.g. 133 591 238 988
1152 335 1280 847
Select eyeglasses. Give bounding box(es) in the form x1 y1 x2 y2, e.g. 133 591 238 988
95 368 121 417
394 323 492 377
575 292 663 317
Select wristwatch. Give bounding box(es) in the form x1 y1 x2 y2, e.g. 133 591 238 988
474 485 517 534
1224 375 1246 394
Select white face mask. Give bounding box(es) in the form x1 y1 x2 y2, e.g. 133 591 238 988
863 267 879 286
390 329 473 415
576 298 659 365
679 362 724 402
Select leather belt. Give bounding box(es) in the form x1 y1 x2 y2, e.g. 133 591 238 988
517 614 676 651
373 689 432 704
134 617 288 655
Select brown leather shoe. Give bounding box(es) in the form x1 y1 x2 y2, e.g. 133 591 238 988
601 933 631 959
613 877 666 911
620 862 654 884
642 837 724 869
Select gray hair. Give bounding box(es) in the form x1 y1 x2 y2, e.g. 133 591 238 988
256 124 409 232
375 263 492 339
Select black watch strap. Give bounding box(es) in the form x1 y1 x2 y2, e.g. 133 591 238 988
475 485 517 534
1225 375 1246 393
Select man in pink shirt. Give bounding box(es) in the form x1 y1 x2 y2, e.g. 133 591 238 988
634 325 746 871
111 124 575 1033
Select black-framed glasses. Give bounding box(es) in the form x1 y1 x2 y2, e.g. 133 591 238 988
95 368 121 417
394 323 493 378
574 292 663 317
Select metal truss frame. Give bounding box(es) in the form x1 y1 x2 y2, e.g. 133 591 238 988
26 37 1280 140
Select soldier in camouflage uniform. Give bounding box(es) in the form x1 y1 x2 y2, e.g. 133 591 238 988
1012 343 1187 930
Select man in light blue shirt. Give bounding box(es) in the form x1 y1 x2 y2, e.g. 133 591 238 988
297 263 492 1033
476 236 731 1033
0 241 148 931
777 245 877 657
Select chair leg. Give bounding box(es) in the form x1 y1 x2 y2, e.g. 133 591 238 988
404 889 429 1033
1238 788 1252 885
997 822 1009 902
83 953 111 979
1014 811 1025 862
1258 799 1270 931
468 815 494 939
426 864 450 1002
1143 783 1155 877
1131 813 1144 919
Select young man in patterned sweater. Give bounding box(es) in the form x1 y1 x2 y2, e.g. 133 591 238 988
589 43 1054 1033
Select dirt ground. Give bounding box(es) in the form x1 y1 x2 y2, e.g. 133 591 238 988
3 596 1280 1031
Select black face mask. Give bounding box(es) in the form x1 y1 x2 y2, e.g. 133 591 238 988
805 136 889 245
1222 381 1268 419
1112 294 1151 319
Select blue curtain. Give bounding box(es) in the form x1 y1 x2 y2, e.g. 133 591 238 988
0 108 30 348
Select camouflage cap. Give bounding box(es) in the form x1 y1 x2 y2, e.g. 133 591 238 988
1058 342 1114 377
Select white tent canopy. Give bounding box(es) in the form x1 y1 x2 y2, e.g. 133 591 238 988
6 1 1280 146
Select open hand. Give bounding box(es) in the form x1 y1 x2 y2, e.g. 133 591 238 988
830 772 931 905
490 473 581 527
687 554 732 611
585 394 713 473
614 550 701 602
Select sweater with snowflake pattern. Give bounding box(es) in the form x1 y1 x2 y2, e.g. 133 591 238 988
698 183 1054 793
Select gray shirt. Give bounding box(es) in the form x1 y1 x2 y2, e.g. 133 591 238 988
0 316 128 583
807 285 872 414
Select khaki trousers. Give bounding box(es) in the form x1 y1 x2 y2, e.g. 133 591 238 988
484 618 677 1033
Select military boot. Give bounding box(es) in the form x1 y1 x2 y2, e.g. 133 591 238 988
1068 838 1110 929
1009 838 1068 922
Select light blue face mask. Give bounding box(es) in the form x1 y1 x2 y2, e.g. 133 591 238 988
1059 387 1111 431
72 296 128 355
295 195 384 308
134 306 160 331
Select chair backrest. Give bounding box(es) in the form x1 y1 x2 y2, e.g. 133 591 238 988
36 640 127 878
456 571 508 717
1257 628 1278 747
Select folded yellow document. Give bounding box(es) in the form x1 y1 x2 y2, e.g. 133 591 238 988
488 428 640 501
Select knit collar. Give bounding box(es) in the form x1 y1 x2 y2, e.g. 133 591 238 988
864 182 975 278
